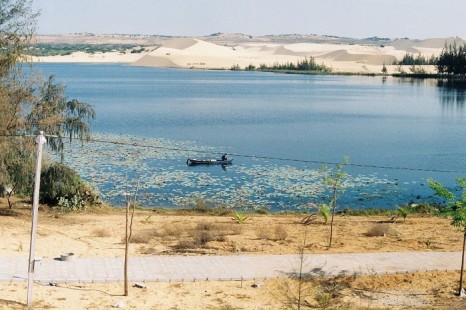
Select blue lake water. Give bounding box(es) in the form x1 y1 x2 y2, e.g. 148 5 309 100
36 63 466 211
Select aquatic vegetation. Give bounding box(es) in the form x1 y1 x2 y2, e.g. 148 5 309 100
53 133 404 211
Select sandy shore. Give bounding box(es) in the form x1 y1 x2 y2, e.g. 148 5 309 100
31 34 466 74
1 200 465 309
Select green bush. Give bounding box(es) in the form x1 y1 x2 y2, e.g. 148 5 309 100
57 195 84 212
40 163 99 208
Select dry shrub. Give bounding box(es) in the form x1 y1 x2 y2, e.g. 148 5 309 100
174 240 194 250
139 246 157 255
130 233 152 244
256 225 288 241
92 228 111 237
128 229 159 244
216 223 241 236
216 234 228 242
256 228 270 240
274 225 288 241
196 221 217 231
0 208 19 216
230 225 242 235
162 224 183 238
185 221 232 247
192 230 214 246
365 223 398 237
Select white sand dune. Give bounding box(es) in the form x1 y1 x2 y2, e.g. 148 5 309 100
162 37 197 49
32 35 465 74
319 49 397 65
131 38 417 72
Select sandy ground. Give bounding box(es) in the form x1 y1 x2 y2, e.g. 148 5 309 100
1 199 465 309
31 34 466 74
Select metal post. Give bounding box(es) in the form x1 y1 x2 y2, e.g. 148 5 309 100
27 131 47 309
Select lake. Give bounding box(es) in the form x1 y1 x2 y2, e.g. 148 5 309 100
36 63 466 211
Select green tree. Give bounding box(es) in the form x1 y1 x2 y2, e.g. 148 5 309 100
0 0 95 202
381 63 387 74
321 156 349 248
0 0 38 77
428 178 466 296
437 42 466 75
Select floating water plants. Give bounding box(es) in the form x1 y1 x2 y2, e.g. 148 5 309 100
51 133 416 211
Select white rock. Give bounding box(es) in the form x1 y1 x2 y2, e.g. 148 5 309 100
113 300 126 308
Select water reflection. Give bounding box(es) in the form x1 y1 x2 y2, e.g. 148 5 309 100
437 79 466 110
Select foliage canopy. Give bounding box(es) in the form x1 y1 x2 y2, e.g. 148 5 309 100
428 177 466 295
0 0 95 202
437 43 466 75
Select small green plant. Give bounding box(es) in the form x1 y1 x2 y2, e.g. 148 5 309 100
319 204 331 225
233 212 249 224
396 204 411 223
425 239 433 249
321 156 349 247
315 286 331 308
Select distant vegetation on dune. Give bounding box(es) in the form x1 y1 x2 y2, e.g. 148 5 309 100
25 43 153 56
394 53 438 66
232 56 331 73
393 43 466 76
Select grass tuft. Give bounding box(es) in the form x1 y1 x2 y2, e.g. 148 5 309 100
92 228 111 237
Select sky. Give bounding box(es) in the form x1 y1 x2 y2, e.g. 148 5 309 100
32 0 466 39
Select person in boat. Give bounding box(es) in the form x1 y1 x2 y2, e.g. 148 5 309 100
221 153 227 161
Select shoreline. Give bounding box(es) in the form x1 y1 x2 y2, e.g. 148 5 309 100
30 58 466 80
30 35 458 75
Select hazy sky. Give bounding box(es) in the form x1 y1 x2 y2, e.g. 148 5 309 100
32 0 465 39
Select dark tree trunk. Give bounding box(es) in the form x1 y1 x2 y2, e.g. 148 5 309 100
459 231 466 296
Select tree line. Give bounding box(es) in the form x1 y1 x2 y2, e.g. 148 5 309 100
437 43 466 75
232 56 331 73
394 53 437 66
393 43 466 76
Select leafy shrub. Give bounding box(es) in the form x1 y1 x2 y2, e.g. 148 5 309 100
40 163 99 207
411 202 437 214
315 287 331 308
179 198 231 215
255 207 268 214
57 195 84 212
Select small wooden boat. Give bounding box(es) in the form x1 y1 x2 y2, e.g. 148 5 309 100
186 158 233 166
